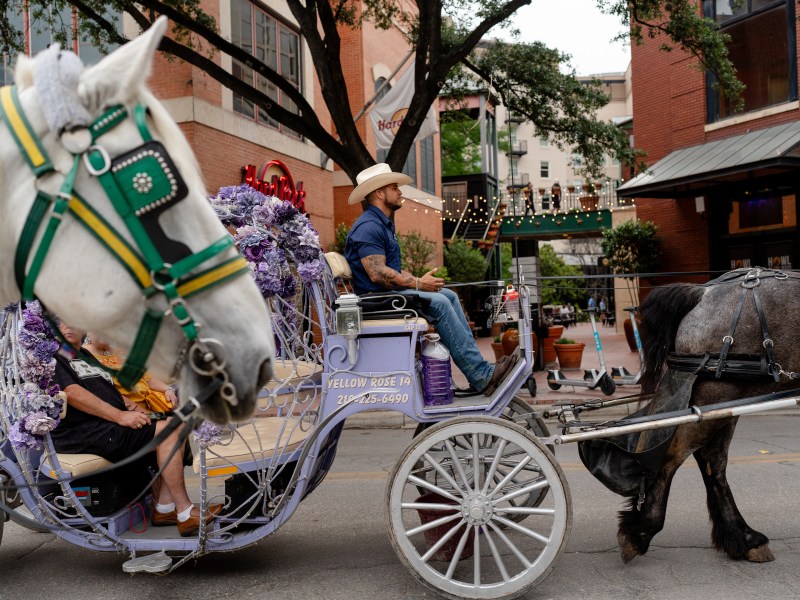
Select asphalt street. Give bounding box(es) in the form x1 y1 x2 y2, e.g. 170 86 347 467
2 412 800 599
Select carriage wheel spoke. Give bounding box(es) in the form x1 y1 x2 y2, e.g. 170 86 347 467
494 478 549 504
445 524 473 579
493 515 550 544
423 451 466 496
480 439 508 496
473 525 481 585
483 526 510 582
490 457 533 498
472 433 480 492
495 506 555 516
420 520 465 563
406 512 462 538
444 440 472 491
489 521 533 568
408 474 461 503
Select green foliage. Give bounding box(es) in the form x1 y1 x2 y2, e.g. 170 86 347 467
600 220 662 276
555 338 576 345
493 335 502 343
500 242 513 281
8 1 743 182
538 244 585 305
440 112 482 176
443 238 488 284
398 231 436 278
329 222 350 254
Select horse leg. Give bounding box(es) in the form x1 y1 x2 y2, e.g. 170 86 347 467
617 439 691 563
693 419 774 562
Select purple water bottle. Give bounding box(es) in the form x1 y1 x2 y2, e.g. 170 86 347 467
421 334 453 406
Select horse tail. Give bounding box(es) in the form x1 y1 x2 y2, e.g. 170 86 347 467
639 283 705 395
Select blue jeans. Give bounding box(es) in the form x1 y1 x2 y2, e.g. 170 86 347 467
400 288 494 390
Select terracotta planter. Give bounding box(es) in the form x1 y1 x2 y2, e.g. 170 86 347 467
580 196 598 211
501 328 519 356
491 341 505 361
623 315 642 352
542 325 564 365
554 342 585 369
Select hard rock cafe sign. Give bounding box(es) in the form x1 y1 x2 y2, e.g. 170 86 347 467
242 160 306 212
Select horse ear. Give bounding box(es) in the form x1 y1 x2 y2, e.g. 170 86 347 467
77 16 168 113
14 54 35 90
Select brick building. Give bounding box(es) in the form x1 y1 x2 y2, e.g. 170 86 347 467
618 0 800 281
4 2 443 255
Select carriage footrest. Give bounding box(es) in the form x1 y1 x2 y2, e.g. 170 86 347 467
122 550 172 574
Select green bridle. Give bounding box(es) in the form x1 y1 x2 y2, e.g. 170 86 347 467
1 85 250 399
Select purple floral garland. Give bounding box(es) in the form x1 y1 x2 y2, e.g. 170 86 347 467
209 184 325 297
6 301 64 450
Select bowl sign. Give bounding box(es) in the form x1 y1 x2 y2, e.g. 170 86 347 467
242 160 306 212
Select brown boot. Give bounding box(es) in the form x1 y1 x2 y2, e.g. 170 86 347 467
482 353 518 396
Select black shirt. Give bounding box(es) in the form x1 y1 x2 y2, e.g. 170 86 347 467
50 352 126 455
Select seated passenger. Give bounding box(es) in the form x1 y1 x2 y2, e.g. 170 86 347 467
344 163 516 395
51 323 220 536
84 333 177 414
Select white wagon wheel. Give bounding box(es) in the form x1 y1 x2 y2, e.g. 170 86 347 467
388 416 571 600
413 397 553 520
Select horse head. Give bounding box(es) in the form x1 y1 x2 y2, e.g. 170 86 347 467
0 18 275 423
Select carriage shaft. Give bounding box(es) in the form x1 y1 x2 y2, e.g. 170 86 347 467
547 395 800 445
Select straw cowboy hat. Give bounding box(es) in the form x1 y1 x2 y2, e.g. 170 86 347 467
347 163 413 205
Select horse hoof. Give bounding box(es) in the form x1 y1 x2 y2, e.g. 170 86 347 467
745 544 775 563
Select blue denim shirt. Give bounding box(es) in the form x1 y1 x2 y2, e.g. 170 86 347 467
345 205 401 294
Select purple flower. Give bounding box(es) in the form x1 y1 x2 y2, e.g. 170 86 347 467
9 421 40 450
193 421 224 448
273 201 299 225
298 259 325 283
23 411 58 435
252 202 277 227
294 244 321 263
281 275 298 298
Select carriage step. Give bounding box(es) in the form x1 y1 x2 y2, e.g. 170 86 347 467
122 550 173 574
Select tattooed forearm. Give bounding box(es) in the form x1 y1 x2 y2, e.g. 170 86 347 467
362 255 415 289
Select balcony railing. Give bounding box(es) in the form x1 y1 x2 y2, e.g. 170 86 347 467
504 181 634 217
506 173 530 189
506 140 528 156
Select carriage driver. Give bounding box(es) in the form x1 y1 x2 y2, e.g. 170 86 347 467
344 163 517 395
51 322 221 536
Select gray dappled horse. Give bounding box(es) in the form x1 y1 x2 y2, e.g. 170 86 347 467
618 267 800 564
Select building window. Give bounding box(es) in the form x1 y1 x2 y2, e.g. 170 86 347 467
231 0 301 137
704 0 797 122
539 136 549 147
1 3 119 81
540 161 549 178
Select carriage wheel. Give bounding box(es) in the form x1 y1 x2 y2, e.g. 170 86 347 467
388 417 571 600
599 374 616 396
413 397 554 519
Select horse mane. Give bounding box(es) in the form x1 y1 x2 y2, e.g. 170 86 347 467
639 283 706 395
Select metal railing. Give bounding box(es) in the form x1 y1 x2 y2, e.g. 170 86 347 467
506 180 634 217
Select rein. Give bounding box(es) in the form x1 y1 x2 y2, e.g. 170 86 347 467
0 85 249 403
668 267 797 383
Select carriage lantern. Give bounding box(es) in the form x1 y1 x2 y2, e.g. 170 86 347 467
336 293 362 364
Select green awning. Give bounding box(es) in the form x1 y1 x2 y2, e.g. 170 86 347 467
618 120 800 198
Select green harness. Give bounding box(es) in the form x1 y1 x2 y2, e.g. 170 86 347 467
1 85 250 397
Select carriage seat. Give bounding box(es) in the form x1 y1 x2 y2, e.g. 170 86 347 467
192 416 311 476
41 452 112 479
256 357 322 413
324 252 429 329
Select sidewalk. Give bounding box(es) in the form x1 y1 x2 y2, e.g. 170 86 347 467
346 320 643 428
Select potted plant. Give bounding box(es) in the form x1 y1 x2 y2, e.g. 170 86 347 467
491 335 505 360
501 325 519 356
600 220 662 350
554 338 585 369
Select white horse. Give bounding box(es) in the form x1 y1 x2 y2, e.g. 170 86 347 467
0 18 274 423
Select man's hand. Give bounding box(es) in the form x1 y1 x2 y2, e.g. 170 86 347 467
116 410 151 429
418 267 445 292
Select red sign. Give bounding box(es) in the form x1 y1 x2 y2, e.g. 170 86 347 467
242 160 306 213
